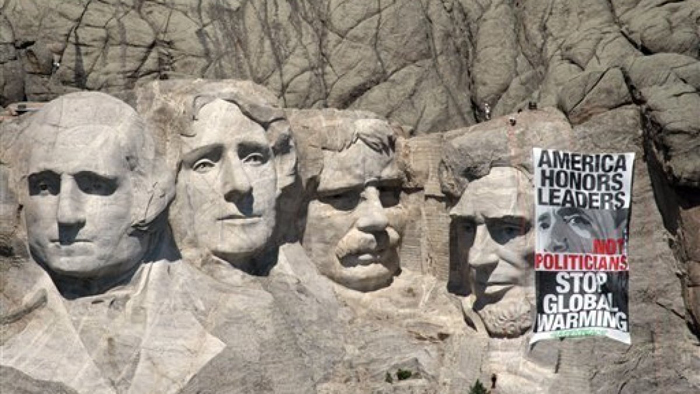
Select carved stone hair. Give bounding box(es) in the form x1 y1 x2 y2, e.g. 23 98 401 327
133 80 300 254
138 80 297 193
288 109 400 192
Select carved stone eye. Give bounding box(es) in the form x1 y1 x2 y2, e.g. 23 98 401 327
193 159 215 173
489 221 527 245
499 224 522 238
319 190 360 211
463 221 476 234
378 186 400 208
242 153 265 165
90 181 103 192
74 174 116 195
28 173 59 196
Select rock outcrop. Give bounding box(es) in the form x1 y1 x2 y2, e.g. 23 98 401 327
1 0 699 392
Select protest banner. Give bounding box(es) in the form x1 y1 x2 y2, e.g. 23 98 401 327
531 148 634 345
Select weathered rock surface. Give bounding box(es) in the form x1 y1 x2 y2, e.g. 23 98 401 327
1 0 698 197
438 107 699 393
573 107 700 394
0 366 79 394
1 81 492 394
0 0 474 133
0 0 699 389
2 83 700 393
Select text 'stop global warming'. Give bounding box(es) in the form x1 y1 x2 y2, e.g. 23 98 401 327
531 148 634 345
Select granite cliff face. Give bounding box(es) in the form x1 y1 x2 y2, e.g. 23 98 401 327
1 0 698 181
1 1 699 393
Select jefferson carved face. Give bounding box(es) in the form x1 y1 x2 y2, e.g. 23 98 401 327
176 99 278 268
303 141 405 292
451 167 535 337
25 126 146 281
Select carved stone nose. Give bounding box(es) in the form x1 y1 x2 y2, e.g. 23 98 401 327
355 187 389 232
56 178 86 227
221 156 252 202
468 225 498 268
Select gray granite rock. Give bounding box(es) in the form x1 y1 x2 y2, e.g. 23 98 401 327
1 0 698 189
440 107 700 394
0 366 80 394
1 1 699 386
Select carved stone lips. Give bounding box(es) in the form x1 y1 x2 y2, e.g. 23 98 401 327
356 253 382 263
340 249 388 267
474 272 519 290
50 239 91 245
476 277 516 287
217 214 261 223
48 240 93 255
478 277 516 285
475 279 516 296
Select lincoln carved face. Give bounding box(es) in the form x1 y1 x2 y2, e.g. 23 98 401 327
301 120 406 292
21 93 172 294
173 98 293 273
451 167 535 337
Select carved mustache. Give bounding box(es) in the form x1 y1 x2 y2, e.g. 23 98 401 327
335 227 401 259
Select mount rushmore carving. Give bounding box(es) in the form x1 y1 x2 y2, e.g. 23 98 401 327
1 80 698 394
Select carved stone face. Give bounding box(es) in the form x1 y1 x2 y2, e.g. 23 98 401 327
537 206 625 253
177 99 278 267
451 167 534 337
303 141 405 292
25 126 146 280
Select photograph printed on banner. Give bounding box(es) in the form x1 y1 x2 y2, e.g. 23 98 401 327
531 148 634 345
536 206 629 254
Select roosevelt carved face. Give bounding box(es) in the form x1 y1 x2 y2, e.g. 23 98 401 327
451 167 535 337
25 126 147 282
303 141 405 292
176 99 278 271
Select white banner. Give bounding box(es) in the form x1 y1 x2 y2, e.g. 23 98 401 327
530 148 634 345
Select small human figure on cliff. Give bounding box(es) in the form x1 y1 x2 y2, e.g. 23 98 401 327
484 103 491 120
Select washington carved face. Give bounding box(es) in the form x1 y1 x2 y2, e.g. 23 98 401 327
25 126 146 281
176 99 278 267
303 141 405 292
451 167 535 337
